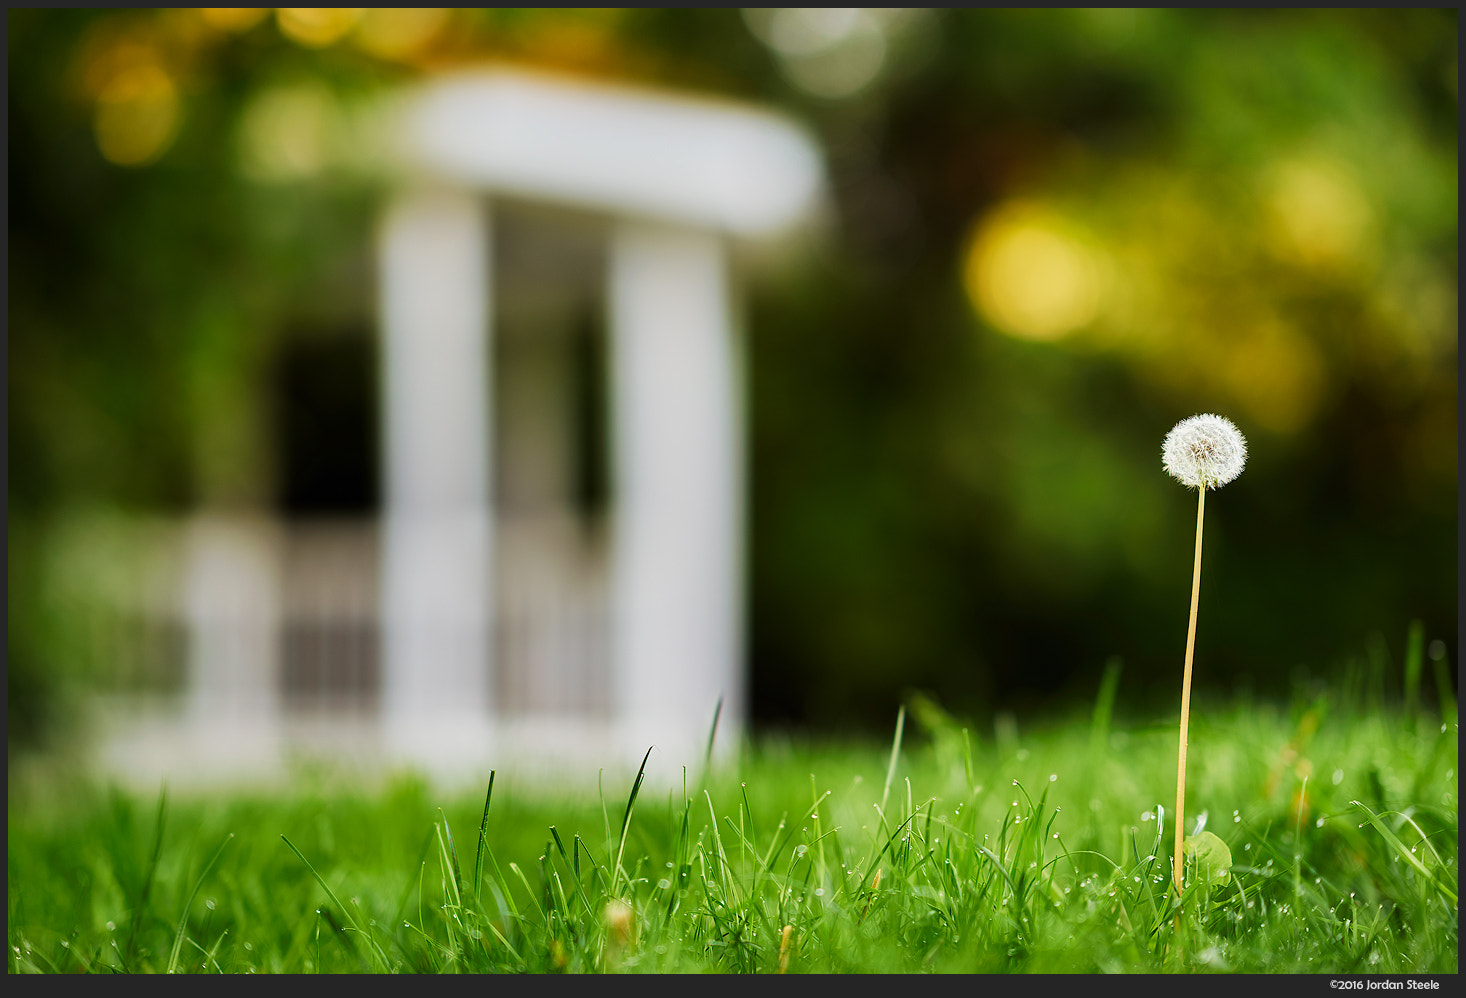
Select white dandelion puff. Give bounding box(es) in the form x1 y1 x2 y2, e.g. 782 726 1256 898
1162 414 1247 490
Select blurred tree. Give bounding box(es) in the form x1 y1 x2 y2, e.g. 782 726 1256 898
736 8 1456 730
8 9 1456 748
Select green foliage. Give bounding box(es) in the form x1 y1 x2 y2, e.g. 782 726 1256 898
8 9 1457 748
10 689 1456 974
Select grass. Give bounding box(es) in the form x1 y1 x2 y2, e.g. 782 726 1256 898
8 663 1458 974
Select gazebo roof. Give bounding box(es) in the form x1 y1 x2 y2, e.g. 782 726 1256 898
387 67 826 237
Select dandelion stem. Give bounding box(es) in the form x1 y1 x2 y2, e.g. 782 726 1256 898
1174 484 1205 892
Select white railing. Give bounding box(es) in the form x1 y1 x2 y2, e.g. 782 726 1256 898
86 511 612 734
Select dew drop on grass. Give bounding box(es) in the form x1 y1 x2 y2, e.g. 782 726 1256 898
1049 774 1057 782
1316 818 1325 827
657 879 672 890
1233 811 1241 823
105 921 115 931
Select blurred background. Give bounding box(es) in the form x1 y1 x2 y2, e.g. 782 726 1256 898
8 9 1457 763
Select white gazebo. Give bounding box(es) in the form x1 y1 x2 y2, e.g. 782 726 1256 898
376 68 822 777
99 68 825 788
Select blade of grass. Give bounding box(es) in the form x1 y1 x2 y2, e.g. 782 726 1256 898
185 925 229 974
548 826 597 918
878 705 906 836
506 862 544 922
977 843 1022 899
394 825 436 926
1404 621 1425 716
1351 801 1458 902
1432 654 1457 728
613 747 654 896
704 695 724 778
280 835 390 971
1092 655 1123 755
962 728 976 793
438 808 465 904
575 834 608 894
859 797 932 893
317 905 368 972
125 784 168 966
472 771 495 902
165 833 233 974
435 820 463 911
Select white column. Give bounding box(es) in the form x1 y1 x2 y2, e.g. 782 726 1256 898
182 513 284 773
609 222 744 769
379 189 494 769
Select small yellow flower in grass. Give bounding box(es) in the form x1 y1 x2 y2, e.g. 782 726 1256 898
603 898 635 949
1163 413 1246 895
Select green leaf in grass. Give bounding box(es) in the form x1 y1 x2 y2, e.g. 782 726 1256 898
1183 831 1233 887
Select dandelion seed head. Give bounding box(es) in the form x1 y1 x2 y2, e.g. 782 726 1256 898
1162 414 1247 489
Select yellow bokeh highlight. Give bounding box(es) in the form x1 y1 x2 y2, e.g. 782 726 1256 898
964 201 1105 342
1220 317 1326 434
93 63 181 166
354 8 450 62
199 8 269 33
237 83 336 182
277 8 362 49
1263 157 1374 269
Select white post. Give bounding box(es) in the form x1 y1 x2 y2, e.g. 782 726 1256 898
609 222 743 769
182 514 284 774
379 189 495 771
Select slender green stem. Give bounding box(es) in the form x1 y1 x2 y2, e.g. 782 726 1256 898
1174 484 1205 892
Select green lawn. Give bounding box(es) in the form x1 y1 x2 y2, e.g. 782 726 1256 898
8 678 1457 973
